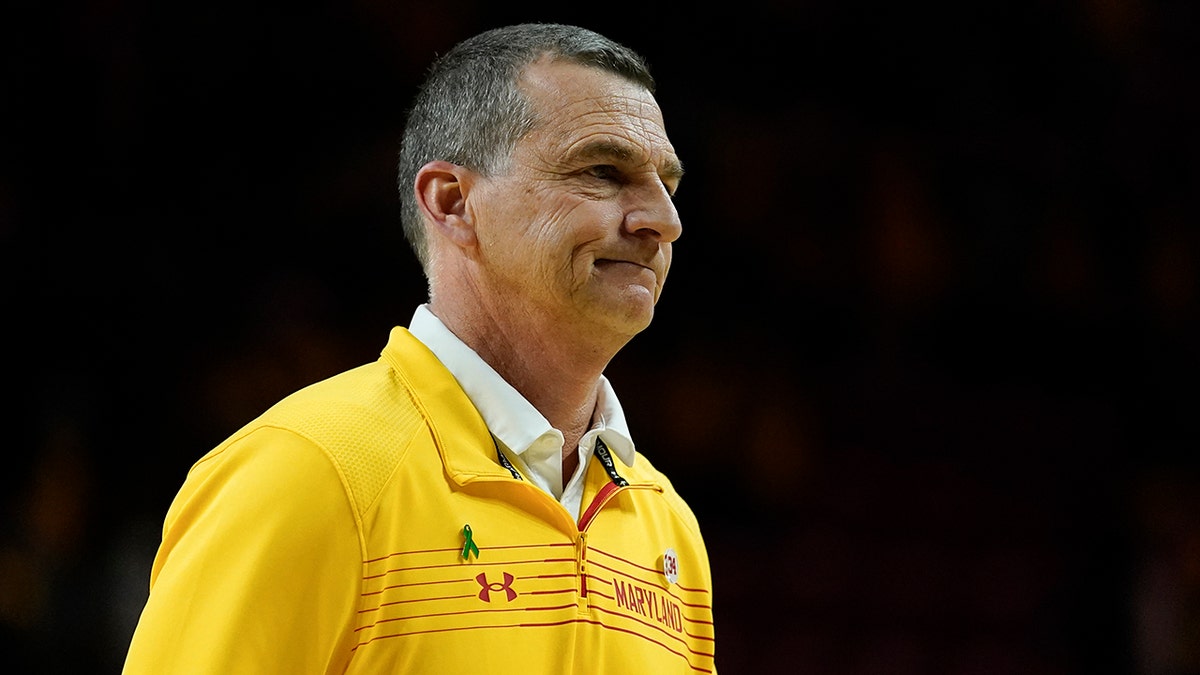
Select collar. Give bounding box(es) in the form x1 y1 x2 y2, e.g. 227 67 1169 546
407 304 636 467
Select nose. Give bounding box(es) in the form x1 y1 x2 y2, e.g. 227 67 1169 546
623 181 682 243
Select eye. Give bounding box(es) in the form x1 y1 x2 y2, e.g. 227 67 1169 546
584 165 622 182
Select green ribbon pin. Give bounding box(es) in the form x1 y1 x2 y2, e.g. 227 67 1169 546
461 524 480 561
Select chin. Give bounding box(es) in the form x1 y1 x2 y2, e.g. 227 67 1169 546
606 294 657 335
577 283 658 336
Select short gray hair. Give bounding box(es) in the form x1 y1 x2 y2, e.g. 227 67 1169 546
396 23 657 269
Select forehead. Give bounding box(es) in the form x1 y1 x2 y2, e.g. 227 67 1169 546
516 59 679 172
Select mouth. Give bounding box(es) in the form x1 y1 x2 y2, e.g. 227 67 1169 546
594 258 651 271
593 258 660 292
593 258 659 281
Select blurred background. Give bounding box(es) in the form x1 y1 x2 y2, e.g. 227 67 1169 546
3 1 1198 673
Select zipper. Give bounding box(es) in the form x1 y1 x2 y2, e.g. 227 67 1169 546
576 484 618 600
575 437 658 602
577 482 622 532
577 530 589 600
576 482 660 599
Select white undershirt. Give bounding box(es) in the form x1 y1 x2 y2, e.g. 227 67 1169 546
407 304 637 521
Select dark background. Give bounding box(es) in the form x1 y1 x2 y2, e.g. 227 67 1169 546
3 1 1198 673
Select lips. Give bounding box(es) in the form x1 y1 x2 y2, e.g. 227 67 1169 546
595 258 651 271
594 258 660 281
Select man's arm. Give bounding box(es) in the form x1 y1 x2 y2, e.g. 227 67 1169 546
123 427 363 674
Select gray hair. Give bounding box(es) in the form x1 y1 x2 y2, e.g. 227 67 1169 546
396 23 657 269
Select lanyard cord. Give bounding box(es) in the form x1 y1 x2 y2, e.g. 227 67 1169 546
494 440 523 480
495 436 627 487
593 437 629 487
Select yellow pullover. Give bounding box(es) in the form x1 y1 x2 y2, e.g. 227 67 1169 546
123 327 717 674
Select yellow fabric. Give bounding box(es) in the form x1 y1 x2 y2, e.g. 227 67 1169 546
123 327 717 674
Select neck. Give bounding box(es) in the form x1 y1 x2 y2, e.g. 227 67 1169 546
428 298 619 457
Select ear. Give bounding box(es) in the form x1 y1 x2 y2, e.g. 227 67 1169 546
414 160 478 249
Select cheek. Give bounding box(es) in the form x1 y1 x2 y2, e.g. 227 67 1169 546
537 200 610 254
478 191 545 250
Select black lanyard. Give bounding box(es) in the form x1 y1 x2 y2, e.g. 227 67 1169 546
495 440 523 480
593 436 629 487
495 436 628 487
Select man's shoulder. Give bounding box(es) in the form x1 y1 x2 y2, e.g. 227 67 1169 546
257 358 427 447
216 356 437 519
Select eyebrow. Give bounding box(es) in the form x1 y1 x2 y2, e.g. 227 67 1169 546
568 139 685 183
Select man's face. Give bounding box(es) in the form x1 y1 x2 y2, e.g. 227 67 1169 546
468 59 683 340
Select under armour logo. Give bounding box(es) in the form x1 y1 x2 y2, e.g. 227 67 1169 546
475 571 518 602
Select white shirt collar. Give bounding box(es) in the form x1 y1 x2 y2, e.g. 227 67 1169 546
407 304 637 470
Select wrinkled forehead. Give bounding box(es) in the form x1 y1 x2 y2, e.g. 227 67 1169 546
517 60 679 170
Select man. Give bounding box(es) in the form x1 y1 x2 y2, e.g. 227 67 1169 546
123 23 717 674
